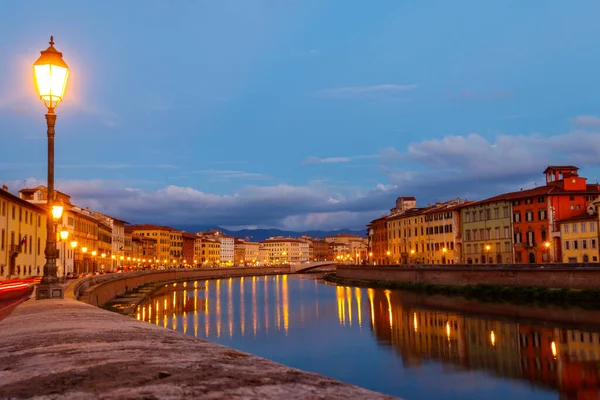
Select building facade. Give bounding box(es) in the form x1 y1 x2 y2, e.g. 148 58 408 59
0 186 47 280
557 209 599 263
461 197 514 264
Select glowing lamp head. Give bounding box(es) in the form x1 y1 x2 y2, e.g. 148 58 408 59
70 240 77 248
91 251 97 256
33 36 69 110
485 245 491 251
51 204 64 220
59 230 69 240
120 256 124 260
410 249 415 254
111 255 115 259
442 247 447 253
101 253 106 258
545 241 551 248
386 251 391 256
82 247 87 253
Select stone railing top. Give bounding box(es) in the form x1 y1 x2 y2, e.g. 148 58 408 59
339 263 600 271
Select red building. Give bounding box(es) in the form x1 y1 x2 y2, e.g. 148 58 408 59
368 216 388 265
181 232 196 266
510 166 600 264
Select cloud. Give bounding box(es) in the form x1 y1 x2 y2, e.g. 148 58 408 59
379 130 600 201
191 169 269 181
572 115 600 127
58 164 178 170
450 89 514 102
302 154 377 165
317 84 417 100
303 156 351 165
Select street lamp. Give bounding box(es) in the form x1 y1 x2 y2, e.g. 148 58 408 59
34 36 69 300
544 241 552 262
386 250 391 265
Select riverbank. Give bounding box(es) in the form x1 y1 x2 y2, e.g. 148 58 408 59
324 273 600 309
0 291 395 399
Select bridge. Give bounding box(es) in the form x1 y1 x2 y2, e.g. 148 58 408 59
289 261 338 273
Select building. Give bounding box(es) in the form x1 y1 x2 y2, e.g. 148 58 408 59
92 211 128 271
181 232 196 265
557 204 599 263
311 238 331 261
169 230 183 262
243 241 260 266
461 196 514 264
198 237 221 266
367 216 388 265
510 166 600 264
129 225 173 263
234 238 246 265
197 230 235 266
0 186 48 280
260 237 310 264
418 199 466 265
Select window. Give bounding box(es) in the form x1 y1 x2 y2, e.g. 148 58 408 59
515 232 522 243
564 224 569 234
516 251 522 262
538 196 545 203
582 222 587 232
0 229 4 250
592 223 597 232
526 212 534 221
504 227 509 238
538 210 547 220
526 198 532 204
573 223 578 233
513 200 520 206
592 239 597 249
465 230 471 241
583 239 588 250
466 244 471 254
565 241 570 250
541 230 547 241
12 206 15 220
465 213 471 223
494 208 499 218
514 213 521 222
570 195 575 201
472 211 477 222
527 231 535 245
495 227 500 239
574 240 579 250
504 242 511 252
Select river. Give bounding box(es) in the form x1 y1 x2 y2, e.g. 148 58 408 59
134 274 600 399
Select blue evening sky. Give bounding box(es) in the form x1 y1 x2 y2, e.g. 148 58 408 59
1 1 600 230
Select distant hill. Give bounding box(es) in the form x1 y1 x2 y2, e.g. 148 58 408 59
173 225 366 242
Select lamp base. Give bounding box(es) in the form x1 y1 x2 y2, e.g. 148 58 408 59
36 283 64 300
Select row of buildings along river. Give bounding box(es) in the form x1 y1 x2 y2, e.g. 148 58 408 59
135 275 600 400
0 184 368 280
368 165 600 265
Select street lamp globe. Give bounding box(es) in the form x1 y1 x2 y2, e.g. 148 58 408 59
51 204 64 221
59 230 69 240
70 241 77 248
33 36 69 111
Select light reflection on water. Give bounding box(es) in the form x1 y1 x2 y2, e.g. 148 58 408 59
136 275 600 400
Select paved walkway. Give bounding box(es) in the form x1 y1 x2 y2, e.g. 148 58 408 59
0 294 396 399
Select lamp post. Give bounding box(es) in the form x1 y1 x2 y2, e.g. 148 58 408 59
70 241 77 275
59 229 69 279
34 36 69 300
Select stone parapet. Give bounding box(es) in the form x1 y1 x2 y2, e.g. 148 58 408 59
337 264 600 290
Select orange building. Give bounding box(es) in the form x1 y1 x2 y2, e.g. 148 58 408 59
512 166 600 263
181 232 196 265
368 216 388 265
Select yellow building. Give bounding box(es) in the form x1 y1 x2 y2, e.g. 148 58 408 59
0 186 48 280
260 237 310 264
169 230 183 260
557 210 599 263
243 241 260 266
418 199 466 265
200 238 221 266
130 224 173 263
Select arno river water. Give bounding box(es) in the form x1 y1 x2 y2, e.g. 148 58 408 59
135 274 600 399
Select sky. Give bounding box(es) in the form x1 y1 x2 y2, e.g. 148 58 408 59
2 0 600 231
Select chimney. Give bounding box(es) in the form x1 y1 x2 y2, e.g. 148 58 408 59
1 185 7 191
